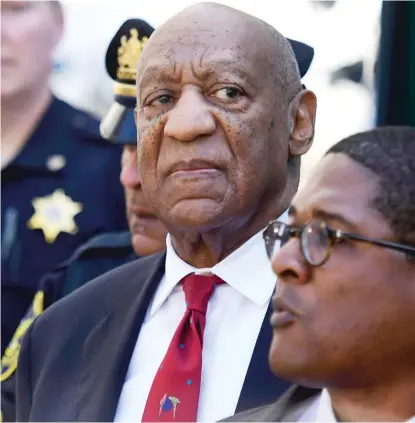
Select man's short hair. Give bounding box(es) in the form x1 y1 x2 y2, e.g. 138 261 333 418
326 126 415 248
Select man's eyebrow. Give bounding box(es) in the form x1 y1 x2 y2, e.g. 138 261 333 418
288 205 358 231
138 60 256 90
312 209 358 231
138 64 181 89
195 59 255 83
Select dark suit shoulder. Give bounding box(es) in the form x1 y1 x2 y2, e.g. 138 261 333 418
222 402 279 422
36 230 135 307
222 386 321 422
34 251 165 333
22 251 165 409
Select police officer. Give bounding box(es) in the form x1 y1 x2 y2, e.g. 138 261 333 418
1 1 128 354
1 18 167 422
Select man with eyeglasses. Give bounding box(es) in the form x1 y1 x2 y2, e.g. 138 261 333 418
225 126 415 422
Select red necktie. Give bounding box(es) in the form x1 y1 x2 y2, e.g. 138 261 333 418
141 273 224 422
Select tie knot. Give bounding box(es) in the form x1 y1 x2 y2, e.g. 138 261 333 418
182 274 224 314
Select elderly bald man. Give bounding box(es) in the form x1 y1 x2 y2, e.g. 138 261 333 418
16 3 317 422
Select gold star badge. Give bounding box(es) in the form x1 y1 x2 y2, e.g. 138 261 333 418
27 189 83 243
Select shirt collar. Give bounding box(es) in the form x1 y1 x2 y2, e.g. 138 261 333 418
149 210 288 317
316 389 415 422
315 389 338 422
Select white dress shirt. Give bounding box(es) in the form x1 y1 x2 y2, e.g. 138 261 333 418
298 389 415 422
114 213 287 422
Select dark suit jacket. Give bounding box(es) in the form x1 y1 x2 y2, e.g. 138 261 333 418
16 252 292 422
222 386 321 422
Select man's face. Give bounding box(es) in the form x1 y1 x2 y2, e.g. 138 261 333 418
120 146 167 256
269 153 415 388
1 1 63 99
135 8 294 231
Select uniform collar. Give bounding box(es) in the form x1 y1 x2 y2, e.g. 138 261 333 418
8 97 68 172
4 96 98 174
149 210 289 317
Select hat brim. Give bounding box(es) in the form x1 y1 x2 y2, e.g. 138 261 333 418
287 38 314 78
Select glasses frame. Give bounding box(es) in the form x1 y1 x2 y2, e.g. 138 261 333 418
263 219 415 266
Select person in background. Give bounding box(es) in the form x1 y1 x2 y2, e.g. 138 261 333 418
1 0 128 354
0 19 165 422
16 4 317 421
226 126 415 422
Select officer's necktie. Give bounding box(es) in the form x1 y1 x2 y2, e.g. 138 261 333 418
141 273 224 422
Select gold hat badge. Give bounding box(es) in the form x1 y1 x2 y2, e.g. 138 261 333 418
117 28 149 81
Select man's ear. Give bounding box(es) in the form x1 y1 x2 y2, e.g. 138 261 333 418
287 90 317 157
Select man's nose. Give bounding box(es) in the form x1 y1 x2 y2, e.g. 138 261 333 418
120 158 141 189
164 88 216 142
272 238 311 284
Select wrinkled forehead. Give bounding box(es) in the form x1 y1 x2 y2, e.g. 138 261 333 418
137 14 275 86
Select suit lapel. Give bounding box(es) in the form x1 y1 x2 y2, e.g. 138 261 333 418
263 385 321 421
75 253 166 422
236 303 292 413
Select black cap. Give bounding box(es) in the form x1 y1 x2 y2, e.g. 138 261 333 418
100 19 154 144
286 38 314 79
100 19 314 144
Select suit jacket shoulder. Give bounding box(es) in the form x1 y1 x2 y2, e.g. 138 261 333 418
20 251 166 381
222 386 321 422
16 251 166 421
36 251 165 332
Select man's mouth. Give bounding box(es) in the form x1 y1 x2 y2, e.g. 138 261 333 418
169 159 221 175
131 207 157 220
270 295 298 329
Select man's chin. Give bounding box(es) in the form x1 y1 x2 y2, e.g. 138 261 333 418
269 344 330 388
0 81 22 100
165 198 226 229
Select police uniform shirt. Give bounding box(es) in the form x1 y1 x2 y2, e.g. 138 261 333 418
1 96 128 355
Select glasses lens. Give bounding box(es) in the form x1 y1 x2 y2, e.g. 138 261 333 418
263 221 289 259
301 221 330 265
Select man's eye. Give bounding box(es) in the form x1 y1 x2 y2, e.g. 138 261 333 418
213 86 243 101
153 95 172 105
145 93 173 107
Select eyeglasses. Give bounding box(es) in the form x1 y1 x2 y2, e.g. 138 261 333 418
263 219 415 266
